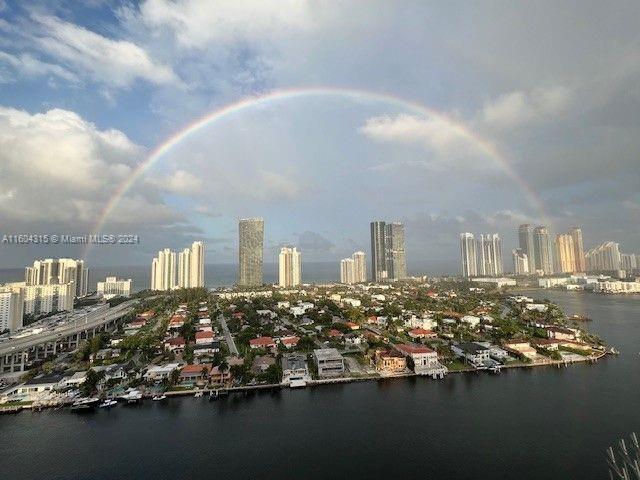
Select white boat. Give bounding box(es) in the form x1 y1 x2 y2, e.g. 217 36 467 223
70 397 100 411
152 394 167 401
121 389 143 404
194 391 203 398
99 399 118 408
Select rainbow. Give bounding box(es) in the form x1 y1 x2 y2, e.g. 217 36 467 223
85 86 546 260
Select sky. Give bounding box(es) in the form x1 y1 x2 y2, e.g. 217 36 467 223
0 0 639 274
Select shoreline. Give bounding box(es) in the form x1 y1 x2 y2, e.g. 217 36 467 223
2 350 610 414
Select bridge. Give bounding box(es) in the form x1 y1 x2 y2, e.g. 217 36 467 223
0 300 137 376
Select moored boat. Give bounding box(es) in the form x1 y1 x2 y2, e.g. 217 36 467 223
99 399 118 408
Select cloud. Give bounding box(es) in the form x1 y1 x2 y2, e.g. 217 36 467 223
360 113 497 172
0 105 179 229
131 0 314 49
194 205 221 218
0 50 78 83
296 231 334 252
149 169 204 195
481 86 571 128
31 14 180 88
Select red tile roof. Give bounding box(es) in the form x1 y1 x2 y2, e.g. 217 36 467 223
249 336 275 347
395 343 435 355
181 364 211 374
281 336 300 345
195 331 214 339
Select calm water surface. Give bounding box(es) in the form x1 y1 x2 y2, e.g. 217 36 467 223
1 290 639 479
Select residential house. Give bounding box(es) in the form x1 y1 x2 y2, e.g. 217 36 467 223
374 350 407 373
313 348 345 378
394 343 447 378
281 353 311 386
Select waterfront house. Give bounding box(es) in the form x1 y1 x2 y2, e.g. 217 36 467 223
144 363 180 381
546 326 577 341
394 344 447 378
374 350 407 373
180 364 211 386
503 341 537 360
209 365 232 384
13 374 65 402
59 371 87 389
452 342 491 367
313 348 345 378
281 353 311 386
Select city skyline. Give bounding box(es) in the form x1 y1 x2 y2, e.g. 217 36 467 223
1 3 639 271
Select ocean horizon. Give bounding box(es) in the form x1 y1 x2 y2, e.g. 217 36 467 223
0 261 448 292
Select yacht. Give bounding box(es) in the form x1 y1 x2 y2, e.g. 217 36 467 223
70 398 100 411
152 394 167 401
98 399 118 408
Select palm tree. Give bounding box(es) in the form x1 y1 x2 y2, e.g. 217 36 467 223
608 433 640 479
218 360 229 385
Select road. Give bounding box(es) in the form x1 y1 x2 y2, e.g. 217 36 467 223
218 314 239 356
0 300 136 356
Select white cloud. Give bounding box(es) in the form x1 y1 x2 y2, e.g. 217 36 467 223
149 169 204 195
360 113 496 172
0 50 78 83
132 0 314 49
481 86 570 128
0 106 180 227
31 14 180 88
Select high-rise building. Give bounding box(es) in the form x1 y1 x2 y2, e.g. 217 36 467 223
352 251 367 283
533 226 554 275
25 258 88 297
385 222 407 280
238 218 264 287
189 241 205 288
0 287 24 333
585 242 621 272
512 249 529 275
340 251 367 284
340 258 355 284
518 224 535 274
370 221 406 281
554 234 576 273
151 241 205 291
151 248 176 291
459 233 478 277
479 234 503 277
97 277 132 299
278 247 301 287
176 241 205 289
569 228 586 272
5 282 73 316
621 253 638 273
370 221 388 281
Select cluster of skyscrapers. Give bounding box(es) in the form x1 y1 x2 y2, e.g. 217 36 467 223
340 251 367 284
0 258 89 332
150 241 204 291
459 233 503 277
370 221 407 281
462 223 638 278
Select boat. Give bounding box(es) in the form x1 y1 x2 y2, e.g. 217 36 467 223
70 398 100 411
121 389 143 404
152 394 167 401
98 399 118 408
569 314 591 322
194 391 204 398
209 390 218 401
